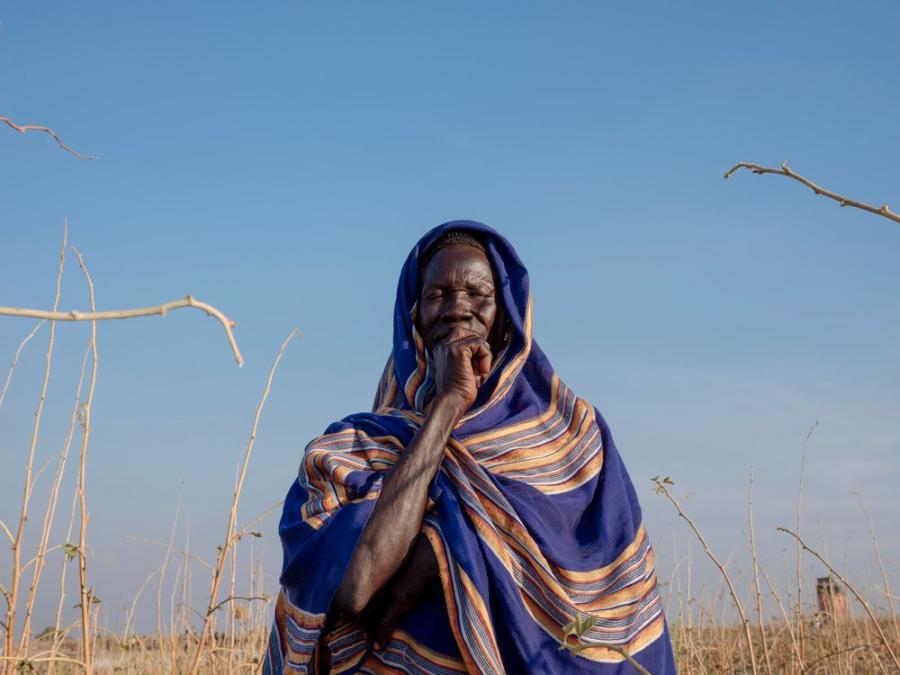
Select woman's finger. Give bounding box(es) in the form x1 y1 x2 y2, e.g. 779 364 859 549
373 599 404 650
473 341 492 380
360 588 389 643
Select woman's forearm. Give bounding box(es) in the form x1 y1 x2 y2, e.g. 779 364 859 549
331 394 464 616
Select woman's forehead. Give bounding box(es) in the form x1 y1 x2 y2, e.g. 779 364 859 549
420 244 494 285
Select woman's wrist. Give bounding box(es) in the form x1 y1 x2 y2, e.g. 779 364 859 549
431 391 469 425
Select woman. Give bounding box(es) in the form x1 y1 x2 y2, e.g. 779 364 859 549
264 222 675 674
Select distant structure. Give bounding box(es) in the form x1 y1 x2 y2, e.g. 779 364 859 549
816 576 850 624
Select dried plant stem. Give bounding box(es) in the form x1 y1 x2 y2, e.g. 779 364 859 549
234 500 284 542
47 484 80 675
748 468 773 675
168 546 184 672
17 341 90 657
653 478 758 675
723 161 900 224
776 527 900 671
123 569 159 642
0 655 85 667
157 497 181 668
795 422 817 669
187 329 298 675
800 643 872 674
228 540 237 675
0 294 244 367
1 115 95 159
70 245 99 675
121 535 214 573
4 224 66 675
759 564 801 665
0 320 46 410
208 595 270 617
854 492 899 644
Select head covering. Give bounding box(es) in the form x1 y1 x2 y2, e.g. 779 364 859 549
374 220 535 424
264 221 674 674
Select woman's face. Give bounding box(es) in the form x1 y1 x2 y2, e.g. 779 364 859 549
417 244 498 353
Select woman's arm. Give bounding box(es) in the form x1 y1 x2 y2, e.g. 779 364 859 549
330 393 463 616
331 332 490 617
360 533 441 649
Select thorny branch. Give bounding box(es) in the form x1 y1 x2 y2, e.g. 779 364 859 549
724 161 899 224
1 116 95 160
0 294 244 366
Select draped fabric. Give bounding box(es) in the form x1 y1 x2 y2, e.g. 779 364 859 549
263 221 675 674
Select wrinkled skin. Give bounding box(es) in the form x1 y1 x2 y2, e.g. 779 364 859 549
329 244 503 655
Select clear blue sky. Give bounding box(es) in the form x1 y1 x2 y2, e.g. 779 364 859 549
2 2 899 634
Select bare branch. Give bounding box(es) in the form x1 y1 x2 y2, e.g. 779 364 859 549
121 535 214 572
1 115 95 160
0 520 12 545
206 594 271 617
0 294 244 367
231 500 284 546
854 491 900 644
0 321 46 410
777 527 900 671
653 476 758 674
5 222 67 673
188 329 298 675
724 161 900 224
795 420 817 668
69 244 98 675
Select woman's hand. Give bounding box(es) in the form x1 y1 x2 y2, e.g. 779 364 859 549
432 328 492 414
360 534 441 650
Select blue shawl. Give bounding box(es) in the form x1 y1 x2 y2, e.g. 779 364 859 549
264 221 675 674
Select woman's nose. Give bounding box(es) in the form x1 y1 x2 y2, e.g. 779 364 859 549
442 293 473 321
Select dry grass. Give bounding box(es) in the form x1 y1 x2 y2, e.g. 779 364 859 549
669 620 900 675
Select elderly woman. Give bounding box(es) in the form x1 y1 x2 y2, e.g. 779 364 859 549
263 222 675 674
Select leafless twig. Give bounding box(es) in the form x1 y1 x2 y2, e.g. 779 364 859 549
853 492 900 644
0 294 244 366
795 421 817 668
233 500 284 544
70 245 98 675
653 476 758 675
748 467 773 675
188 329 298 674
1 115 95 160
0 321 46 410
207 595 271 617
724 161 899 224
5 224 66 675
121 535 214 573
